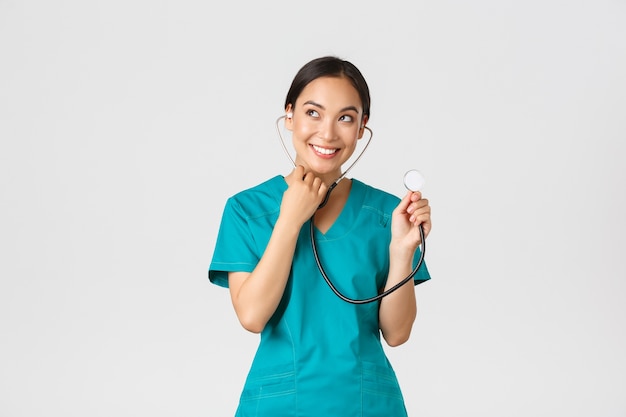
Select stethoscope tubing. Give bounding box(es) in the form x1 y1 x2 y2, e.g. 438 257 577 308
310 213 425 304
276 114 426 304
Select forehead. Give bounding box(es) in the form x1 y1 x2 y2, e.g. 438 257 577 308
296 76 362 112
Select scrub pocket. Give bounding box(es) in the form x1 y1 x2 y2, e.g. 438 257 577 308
361 361 407 417
236 363 296 417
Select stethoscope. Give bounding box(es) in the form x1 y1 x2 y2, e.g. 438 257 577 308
276 114 426 304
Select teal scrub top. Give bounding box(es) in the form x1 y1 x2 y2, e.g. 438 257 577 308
209 176 430 417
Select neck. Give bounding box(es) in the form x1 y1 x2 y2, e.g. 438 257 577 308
322 176 351 204
311 176 352 234
309 169 344 187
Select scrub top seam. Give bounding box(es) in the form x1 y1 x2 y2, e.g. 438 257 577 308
229 175 284 221
313 205 392 243
284 319 299 416
240 207 280 222
360 362 364 417
361 204 392 223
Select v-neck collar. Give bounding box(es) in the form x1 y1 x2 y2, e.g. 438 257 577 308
273 176 366 240
314 179 365 240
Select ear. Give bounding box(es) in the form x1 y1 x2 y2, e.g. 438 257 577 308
357 115 369 139
285 104 294 131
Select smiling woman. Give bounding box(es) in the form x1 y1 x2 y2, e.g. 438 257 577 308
208 56 432 416
285 76 365 182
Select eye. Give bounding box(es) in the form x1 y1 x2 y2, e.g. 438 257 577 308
306 109 320 118
339 114 354 123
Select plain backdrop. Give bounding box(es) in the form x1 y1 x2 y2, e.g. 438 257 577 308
1 0 625 416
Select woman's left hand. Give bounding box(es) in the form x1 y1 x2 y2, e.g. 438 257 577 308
390 191 431 256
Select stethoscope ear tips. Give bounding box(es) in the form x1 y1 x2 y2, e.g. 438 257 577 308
286 112 293 119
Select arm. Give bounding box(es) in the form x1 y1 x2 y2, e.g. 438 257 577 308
379 191 431 346
229 167 327 333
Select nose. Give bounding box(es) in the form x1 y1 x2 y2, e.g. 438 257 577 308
318 118 338 142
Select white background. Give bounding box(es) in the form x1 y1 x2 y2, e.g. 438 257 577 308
1 0 625 416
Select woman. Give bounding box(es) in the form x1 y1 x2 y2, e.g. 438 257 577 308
209 56 432 416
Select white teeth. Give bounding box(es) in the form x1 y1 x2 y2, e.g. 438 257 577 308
312 145 338 155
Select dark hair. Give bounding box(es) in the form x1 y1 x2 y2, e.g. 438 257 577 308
284 56 371 119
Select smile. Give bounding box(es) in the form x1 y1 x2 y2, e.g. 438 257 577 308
311 144 338 155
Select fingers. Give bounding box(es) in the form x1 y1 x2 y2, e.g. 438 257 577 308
317 178 328 198
287 166 329 207
305 173 327 200
294 165 306 180
298 168 325 193
406 195 430 223
397 191 431 232
302 170 317 185
397 191 425 214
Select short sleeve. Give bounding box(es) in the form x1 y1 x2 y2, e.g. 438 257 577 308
208 197 260 288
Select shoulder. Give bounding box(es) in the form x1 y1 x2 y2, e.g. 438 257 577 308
225 175 286 219
352 179 400 214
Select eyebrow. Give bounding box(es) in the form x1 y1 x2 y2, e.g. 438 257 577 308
303 100 359 113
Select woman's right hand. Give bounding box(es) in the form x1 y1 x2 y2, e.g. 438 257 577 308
281 166 328 226
230 165 326 333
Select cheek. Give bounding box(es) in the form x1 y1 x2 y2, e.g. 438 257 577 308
293 122 316 139
346 129 362 146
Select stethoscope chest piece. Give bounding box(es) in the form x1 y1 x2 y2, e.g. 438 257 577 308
404 169 426 192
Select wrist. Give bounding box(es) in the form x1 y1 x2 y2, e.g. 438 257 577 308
274 216 304 238
389 241 415 264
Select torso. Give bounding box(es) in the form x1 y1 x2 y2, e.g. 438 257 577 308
209 175 430 416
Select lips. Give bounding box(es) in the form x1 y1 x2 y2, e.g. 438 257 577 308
311 144 338 156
